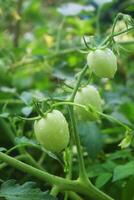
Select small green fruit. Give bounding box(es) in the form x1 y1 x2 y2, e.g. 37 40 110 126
74 85 102 121
87 48 117 78
34 110 70 152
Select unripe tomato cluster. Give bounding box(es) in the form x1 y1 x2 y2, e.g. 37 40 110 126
34 48 117 152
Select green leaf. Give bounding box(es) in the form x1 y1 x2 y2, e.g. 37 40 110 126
102 160 116 172
0 112 9 118
20 92 33 105
113 161 134 182
126 5 134 11
15 136 37 147
21 106 33 116
111 111 131 126
95 172 112 188
119 134 132 149
122 178 134 200
0 180 57 200
78 122 103 158
0 147 7 152
108 149 132 160
87 160 116 179
87 163 105 178
120 102 134 122
0 86 16 94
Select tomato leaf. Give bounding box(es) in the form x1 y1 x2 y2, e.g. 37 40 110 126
113 161 134 181
0 180 57 200
20 92 33 105
78 122 103 158
0 112 9 118
95 172 112 188
21 106 33 116
0 147 7 152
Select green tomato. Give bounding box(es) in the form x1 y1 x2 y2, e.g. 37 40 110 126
34 110 70 153
74 85 102 121
87 48 117 78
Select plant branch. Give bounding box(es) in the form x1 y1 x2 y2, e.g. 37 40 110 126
13 0 23 47
70 64 89 101
101 27 134 46
68 192 84 200
111 13 122 37
0 152 113 200
50 185 60 197
0 152 75 189
12 46 81 70
55 17 65 52
0 154 26 171
68 107 87 181
52 101 131 131
68 64 89 180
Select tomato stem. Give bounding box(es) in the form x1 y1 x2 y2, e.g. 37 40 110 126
70 64 88 101
101 26 134 47
68 64 89 181
52 101 131 132
50 185 60 197
0 152 114 200
68 107 88 181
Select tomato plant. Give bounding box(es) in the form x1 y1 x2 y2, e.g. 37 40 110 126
0 2 134 200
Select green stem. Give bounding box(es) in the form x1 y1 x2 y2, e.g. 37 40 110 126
0 152 113 200
55 17 65 52
69 64 89 180
25 153 44 170
113 26 134 37
64 149 73 199
70 64 88 101
12 46 81 70
98 112 131 131
69 107 87 181
101 27 134 46
111 13 122 37
68 192 84 200
0 154 43 171
50 186 83 200
64 193 68 200
38 152 46 165
0 152 74 189
0 99 22 104
0 154 26 171
13 0 23 47
52 101 131 131
50 185 60 197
